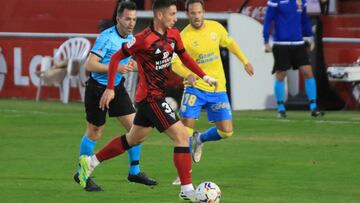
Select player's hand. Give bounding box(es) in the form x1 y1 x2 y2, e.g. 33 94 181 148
244 63 254 76
117 64 133 74
264 43 272 53
99 89 115 110
128 60 137 71
203 75 218 92
186 74 197 86
304 36 315 51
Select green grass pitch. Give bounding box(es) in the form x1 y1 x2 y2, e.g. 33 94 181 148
0 99 359 203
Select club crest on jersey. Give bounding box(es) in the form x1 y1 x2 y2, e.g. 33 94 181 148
170 42 175 50
296 0 302 12
127 37 136 48
211 32 217 42
162 51 169 59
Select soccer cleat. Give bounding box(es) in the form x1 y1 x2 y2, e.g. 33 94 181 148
84 177 103 192
311 109 324 117
277 111 287 119
128 172 158 186
179 190 197 202
192 132 204 163
79 155 94 188
73 172 102 192
172 176 181 186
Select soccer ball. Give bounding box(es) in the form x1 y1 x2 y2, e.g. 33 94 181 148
195 181 221 203
165 96 178 111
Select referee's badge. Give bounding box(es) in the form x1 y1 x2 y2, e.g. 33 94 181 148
127 37 136 48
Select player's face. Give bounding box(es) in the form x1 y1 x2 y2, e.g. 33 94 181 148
160 5 178 28
116 9 137 36
187 2 204 29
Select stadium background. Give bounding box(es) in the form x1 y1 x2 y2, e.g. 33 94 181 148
0 0 359 110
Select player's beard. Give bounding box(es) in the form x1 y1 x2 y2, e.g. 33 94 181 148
191 18 203 29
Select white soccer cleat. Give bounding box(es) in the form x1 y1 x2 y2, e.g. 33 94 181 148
179 190 197 202
172 176 181 185
192 132 204 163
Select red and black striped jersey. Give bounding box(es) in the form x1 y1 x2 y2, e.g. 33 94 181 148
107 25 206 103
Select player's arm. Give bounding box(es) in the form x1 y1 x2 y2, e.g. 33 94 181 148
85 53 133 74
100 37 138 109
301 1 314 50
171 54 197 86
178 51 217 90
171 54 195 78
263 0 277 52
219 23 254 76
173 28 217 89
99 48 127 110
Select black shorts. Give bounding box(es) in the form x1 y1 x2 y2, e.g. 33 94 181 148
272 44 310 74
133 98 180 132
85 77 135 126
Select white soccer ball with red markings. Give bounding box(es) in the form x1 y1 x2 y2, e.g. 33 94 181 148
195 181 221 203
165 96 178 111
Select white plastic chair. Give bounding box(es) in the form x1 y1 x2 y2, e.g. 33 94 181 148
36 37 91 103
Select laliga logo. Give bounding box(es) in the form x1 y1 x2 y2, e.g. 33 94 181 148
0 47 7 92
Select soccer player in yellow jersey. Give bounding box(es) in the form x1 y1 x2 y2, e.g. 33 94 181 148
171 0 254 184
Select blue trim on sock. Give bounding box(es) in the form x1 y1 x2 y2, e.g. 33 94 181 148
305 78 317 111
274 80 286 112
200 127 221 143
79 135 96 156
128 144 141 175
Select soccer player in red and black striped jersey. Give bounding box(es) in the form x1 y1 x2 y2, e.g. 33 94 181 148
78 0 217 201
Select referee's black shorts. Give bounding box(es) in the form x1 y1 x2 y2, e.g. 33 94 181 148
134 98 180 132
272 44 310 74
85 77 135 127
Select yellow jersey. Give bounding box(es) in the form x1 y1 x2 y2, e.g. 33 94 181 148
172 20 248 92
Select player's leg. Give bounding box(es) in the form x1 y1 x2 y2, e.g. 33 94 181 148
164 121 196 201
274 71 287 118
192 92 233 162
144 98 196 201
178 86 205 140
172 87 203 185
110 83 157 185
295 45 324 117
79 124 153 189
272 44 290 118
117 114 157 185
75 78 107 191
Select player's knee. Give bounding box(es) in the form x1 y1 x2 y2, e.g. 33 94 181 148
217 129 233 139
86 127 103 141
185 126 194 137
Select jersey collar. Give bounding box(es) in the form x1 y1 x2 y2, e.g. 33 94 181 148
150 22 168 39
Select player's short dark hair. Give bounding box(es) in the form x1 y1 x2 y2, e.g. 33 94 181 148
152 0 177 11
185 0 204 11
117 1 137 17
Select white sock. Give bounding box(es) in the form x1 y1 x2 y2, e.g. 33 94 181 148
181 184 194 193
196 135 202 144
90 155 100 168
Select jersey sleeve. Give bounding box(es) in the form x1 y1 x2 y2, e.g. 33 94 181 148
301 0 313 37
263 0 278 43
90 32 111 58
173 28 186 55
218 23 233 47
121 34 142 56
107 35 142 89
